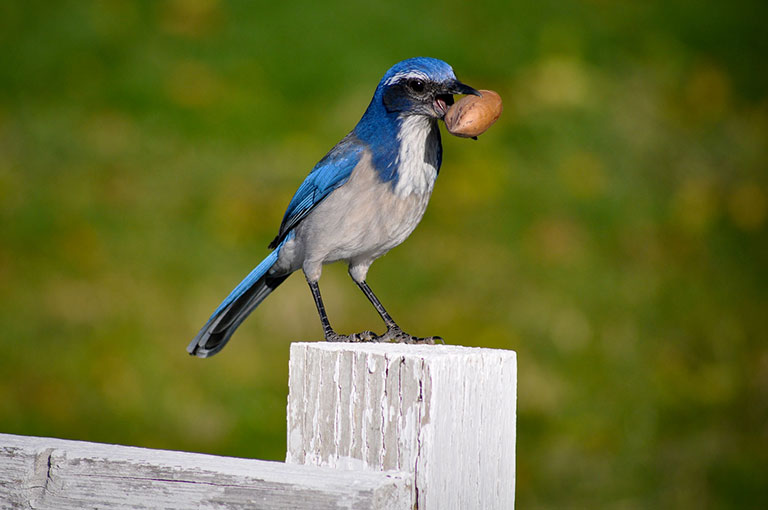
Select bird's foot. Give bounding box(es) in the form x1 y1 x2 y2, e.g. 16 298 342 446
377 326 443 345
324 330 378 343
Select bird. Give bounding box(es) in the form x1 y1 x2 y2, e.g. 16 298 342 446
188 57 479 358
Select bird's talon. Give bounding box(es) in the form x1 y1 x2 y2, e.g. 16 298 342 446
325 331 350 343
376 327 441 345
326 330 381 343
353 330 378 342
405 335 439 345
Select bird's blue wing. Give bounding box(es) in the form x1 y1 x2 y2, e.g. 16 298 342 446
269 132 365 248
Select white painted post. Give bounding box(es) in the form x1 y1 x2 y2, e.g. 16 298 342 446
286 343 517 510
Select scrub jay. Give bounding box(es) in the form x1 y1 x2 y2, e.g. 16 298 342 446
188 57 479 358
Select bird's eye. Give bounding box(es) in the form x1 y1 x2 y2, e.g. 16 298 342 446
407 78 426 93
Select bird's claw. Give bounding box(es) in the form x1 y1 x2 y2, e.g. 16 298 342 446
325 330 377 343
325 328 443 345
377 327 443 345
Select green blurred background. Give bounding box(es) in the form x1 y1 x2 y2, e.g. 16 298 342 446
1 0 766 507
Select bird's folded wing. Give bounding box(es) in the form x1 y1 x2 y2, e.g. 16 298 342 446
269 133 365 248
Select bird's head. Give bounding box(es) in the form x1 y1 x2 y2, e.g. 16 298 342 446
376 57 480 120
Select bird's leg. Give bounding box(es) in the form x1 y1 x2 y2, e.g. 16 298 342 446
307 280 376 342
354 280 442 344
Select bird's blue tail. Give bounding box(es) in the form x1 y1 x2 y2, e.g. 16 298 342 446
187 237 292 358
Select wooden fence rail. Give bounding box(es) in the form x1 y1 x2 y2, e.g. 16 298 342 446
0 433 411 510
0 343 516 509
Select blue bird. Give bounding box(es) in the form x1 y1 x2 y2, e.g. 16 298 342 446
188 57 479 358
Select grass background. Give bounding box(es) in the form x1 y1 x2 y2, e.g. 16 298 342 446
1 0 766 507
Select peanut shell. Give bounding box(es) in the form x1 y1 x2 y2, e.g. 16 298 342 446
445 89 503 138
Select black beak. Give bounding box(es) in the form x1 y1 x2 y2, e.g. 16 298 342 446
433 79 481 119
446 80 481 97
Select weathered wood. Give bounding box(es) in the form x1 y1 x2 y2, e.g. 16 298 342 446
0 433 412 510
286 343 517 510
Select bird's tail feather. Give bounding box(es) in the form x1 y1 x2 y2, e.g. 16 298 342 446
187 240 291 358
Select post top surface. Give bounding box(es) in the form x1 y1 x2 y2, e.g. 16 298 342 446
290 341 516 360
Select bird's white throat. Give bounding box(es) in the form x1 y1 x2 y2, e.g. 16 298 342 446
393 115 439 198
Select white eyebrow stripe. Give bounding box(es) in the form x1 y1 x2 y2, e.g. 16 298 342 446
384 70 429 86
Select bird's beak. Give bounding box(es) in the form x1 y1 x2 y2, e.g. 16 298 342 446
433 80 481 119
447 80 481 97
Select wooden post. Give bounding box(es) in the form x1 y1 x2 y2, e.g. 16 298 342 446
286 343 517 510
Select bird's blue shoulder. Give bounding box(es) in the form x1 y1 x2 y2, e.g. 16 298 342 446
269 132 365 248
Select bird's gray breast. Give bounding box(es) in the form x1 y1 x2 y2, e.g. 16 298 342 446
307 120 438 259
275 116 441 279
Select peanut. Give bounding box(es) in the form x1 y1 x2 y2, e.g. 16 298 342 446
444 89 503 138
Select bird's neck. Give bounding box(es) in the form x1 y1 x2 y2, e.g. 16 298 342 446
354 105 442 197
